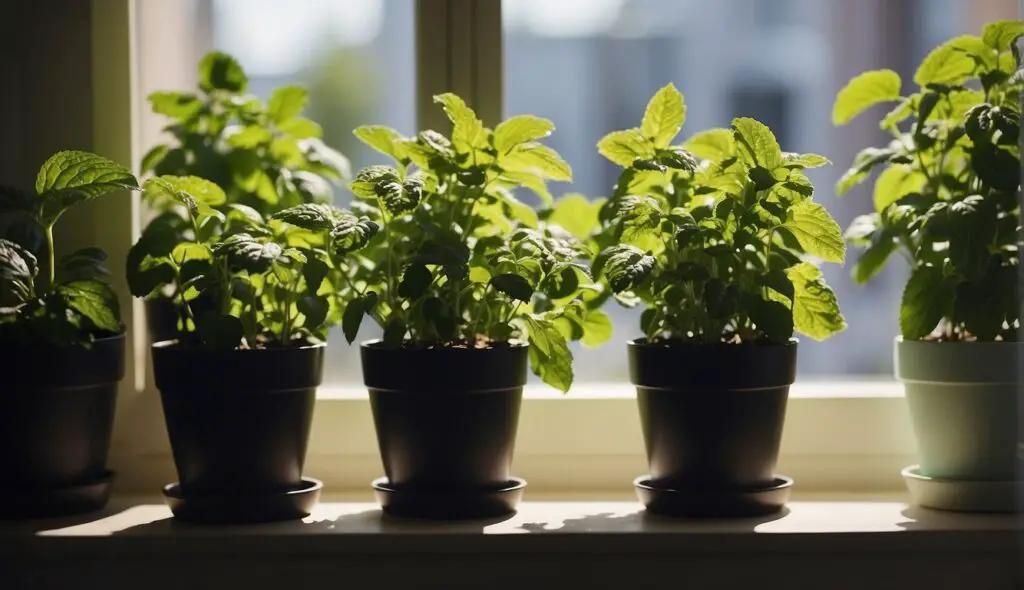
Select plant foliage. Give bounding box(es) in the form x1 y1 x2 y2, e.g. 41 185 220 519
592 83 846 345
345 94 610 392
127 176 376 349
0 151 138 345
834 20 1022 341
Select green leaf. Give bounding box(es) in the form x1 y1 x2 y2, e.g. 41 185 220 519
0 238 37 283
351 165 399 199
547 194 602 240
781 200 845 263
831 69 902 126
197 313 243 350
597 128 653 167
198 51 247 93
524 316 574 393
433 93 486 150
383 319 407 346
580 309 613 348
851 235 895 285
983 20 1024 51
228 125 273 148
267 85 308 123
732 117 782 170
683 128 734 161
836 147 895 196
143 175 226 227
278 117 322 139
782 153 831 168
490 273 534 303
748 166 778 191
297 295 329 330
342 291 377 344
503 142 573 181
494 115 555 153
211 233 284 273
880 96 915 130
970 142 1021 192
398 263 432 299
353 125 407 161
749 296 794 342
761 269 794 301
947 195 996 280
330 215 380 255
955 264 1012 340
787 262 845 341
641 83 686 148
147 91 202 121
595 244 656 293
271 203 337 232
914 36 980 86
35 151 139 225
57 279 121 332
900 265 954 339
872 164 926 212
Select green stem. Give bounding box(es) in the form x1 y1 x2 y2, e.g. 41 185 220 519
44 223 55 292
282 281 294 345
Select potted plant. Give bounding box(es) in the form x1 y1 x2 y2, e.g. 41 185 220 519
591 84 846 517
128 175 377 524
138 51 350 341
833 21 1022 512
345 94 611 519
0 151 137 517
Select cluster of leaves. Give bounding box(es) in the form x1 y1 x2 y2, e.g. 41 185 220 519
341 94 612 391
0 151 138 346
591 84 846 345
139 51 350 300
833 20 1023 341
127 176 377 349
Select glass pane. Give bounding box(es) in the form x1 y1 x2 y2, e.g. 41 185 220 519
504 0 989 381
136 0 415 383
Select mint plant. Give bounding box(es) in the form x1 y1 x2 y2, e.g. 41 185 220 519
592 84 846 345
342 94 611 391
127 176 377 349
833 20 1022 341
0 151 138 345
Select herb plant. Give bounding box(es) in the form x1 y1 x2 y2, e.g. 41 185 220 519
0 151 138 345
136 52 351 309
127 176 377 349
592 84 846 345
832 20 1022 341
342 94 611 391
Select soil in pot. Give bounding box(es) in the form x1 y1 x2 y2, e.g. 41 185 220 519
629 338 797 516
151 340 325 522
361 340 527 518
0 334 125 517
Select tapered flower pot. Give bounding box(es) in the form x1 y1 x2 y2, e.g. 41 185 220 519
896 338 1021 512
361 340 527 519
151 341 325 523
629 338 797 517
0 334 124 518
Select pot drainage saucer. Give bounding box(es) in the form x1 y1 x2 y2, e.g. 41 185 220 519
634 474 792 518
902 465 1020 513
0 469 115 519
163 476 322 524
372 476 526 520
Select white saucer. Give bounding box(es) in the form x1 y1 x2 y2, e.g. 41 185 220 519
902 465 1021 513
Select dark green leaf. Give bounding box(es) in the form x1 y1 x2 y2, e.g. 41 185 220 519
196 313 243 350
947 195 996 280
57 279 121 332
749 296 794 342
211 233 284 273
398 263 432 299
297 295 329 330
490 273 534 303
35 151 139 224
900 265 955 339
329 215 380 255
383 319 407 346
761 269 794 301
342 291 377 345
272 203 337 231
748 166 777 190
198 51 247 93
595 244 656 293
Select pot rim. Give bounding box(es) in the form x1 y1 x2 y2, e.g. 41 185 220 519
152 339 328 353
894 336 1019 384
628 337 799 349
360 338 528 351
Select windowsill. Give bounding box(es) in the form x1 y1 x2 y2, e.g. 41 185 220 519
3 497 1018 589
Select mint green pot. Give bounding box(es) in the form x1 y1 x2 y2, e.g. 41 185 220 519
895 338 1021 481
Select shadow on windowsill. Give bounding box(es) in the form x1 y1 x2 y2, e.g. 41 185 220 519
515 507 791 534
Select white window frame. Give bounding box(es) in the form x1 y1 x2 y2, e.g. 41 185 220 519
75 0 965 495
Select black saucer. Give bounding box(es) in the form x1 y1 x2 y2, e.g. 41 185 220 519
162 477 323 524
372 476 526 520
0 470 115 519
634 474 793 518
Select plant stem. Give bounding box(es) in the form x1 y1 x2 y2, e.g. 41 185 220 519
44 223 55 292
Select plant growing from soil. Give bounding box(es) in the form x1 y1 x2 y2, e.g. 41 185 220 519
833 19 1022 341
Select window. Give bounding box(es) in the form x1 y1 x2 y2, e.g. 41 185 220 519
502 0 986 380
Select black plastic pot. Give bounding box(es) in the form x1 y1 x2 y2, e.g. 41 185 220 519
361 340 527 518
0 334 124 517
151 341 324 502
629 338 797 514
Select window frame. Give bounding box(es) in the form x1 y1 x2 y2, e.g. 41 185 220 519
85 0 928 495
